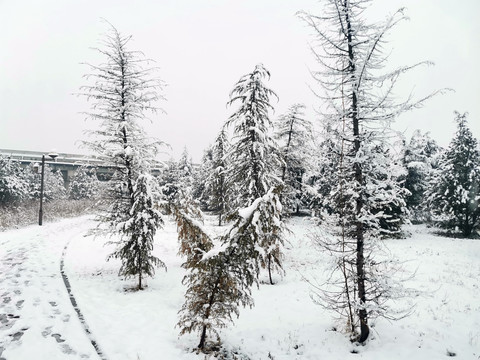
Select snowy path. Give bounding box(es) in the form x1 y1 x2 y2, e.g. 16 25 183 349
0 217 98 360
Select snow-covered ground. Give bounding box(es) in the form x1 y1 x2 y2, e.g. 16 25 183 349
1 216 479 360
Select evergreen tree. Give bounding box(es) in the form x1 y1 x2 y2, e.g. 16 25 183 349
275 103 314 215
178 147 194 182
427 112 480 237
79 24 166 286
363 143 410 238
158 159 180 204
403 130 440 223
300 0 442 342
204 129 229 225
224 64 285 284
192 146 213 209
225 187 285 285
109 174 165 289
68 165 99 200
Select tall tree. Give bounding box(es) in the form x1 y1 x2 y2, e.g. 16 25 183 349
299 0 442 342
80 24 166 287
224 64 285 284
427 112 480 237
275 103 314 215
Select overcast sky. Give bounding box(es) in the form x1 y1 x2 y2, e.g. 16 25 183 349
1 0 479 162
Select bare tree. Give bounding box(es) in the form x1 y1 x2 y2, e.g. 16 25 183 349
299 0 443 342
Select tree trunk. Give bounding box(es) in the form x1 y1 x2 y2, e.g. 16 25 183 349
198 325 208 351
198 276 220 351
267 254 274 285
138 251 143 290
345 1 369 342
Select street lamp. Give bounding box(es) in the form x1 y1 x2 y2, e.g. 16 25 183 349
33 152 59 226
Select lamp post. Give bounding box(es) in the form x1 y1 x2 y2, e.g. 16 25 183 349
34 152 59 226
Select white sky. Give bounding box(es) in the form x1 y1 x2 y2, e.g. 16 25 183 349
1 0 479 162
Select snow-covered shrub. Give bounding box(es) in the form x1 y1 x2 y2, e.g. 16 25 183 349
0 156 29 204
25 163 66 201
68 165 99 200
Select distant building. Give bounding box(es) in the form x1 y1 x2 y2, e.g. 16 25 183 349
0 149 162 187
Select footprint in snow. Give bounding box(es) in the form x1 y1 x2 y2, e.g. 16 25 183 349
51 333 66 343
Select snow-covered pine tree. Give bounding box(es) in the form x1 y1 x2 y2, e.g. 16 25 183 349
275 103 314 215
299 0 442 342
178 147 194 187
426 112 480 237
0 156 28 205
306 128 340 216
179 188 285 350
224 187 285 286
157 159 180 204
192 146 213 210
79 24 166 286
362 143 410 238
68 165 99 200
224 64 285 284
203 129 229 225
109 174 165 289
158 148 194 207
403 130 440 223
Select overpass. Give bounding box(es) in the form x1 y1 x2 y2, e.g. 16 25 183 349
0 149 162 187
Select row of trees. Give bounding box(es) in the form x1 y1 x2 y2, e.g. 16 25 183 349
0 160 100 204
79 21 290 352
3 0 476 355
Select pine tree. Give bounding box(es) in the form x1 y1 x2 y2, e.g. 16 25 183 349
225 64 285 284
224 187 285 285
427 112 480 237
204 129 229 225
109 174 165 289
158 159 180 204
363 143 410 238
178 147 194 185
79 24 166 285
275 103 314 215
403 130 440 223
299 0 442 342
192 146 213 210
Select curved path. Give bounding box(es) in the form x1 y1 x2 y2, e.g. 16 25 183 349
0 217 103 360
